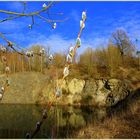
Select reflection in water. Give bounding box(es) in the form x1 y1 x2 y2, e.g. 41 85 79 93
0 104 108 138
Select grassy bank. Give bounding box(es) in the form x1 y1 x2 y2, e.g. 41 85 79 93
74 87 140 138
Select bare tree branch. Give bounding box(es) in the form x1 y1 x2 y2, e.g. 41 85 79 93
0 15 21 23
36 14 68 23
0 32 47 57
22 2 27 14
0 2 67 25
0 2 68 55
0 32 9 42
0 2 53 16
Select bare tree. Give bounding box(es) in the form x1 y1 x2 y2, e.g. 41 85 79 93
111 29 134 63
79 47 97 77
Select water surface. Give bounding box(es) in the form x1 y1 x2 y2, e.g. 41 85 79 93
0 104 109 138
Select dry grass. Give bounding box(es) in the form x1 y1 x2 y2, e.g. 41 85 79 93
74 87 140 139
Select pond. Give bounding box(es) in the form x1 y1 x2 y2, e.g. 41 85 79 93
0 88 139 138
0 104 110 139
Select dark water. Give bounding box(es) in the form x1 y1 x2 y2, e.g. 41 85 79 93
0 104 109 139
1 89 139 139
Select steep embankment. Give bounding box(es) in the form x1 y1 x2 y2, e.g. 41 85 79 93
0 72 49 104
57 78 133 107
0 72 138 106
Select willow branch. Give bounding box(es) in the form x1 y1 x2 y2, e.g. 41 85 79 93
0 2 67 24
22 2 27 14
0 15 22 23
0 32 9 42
10 45 24 55
0 2 53 16
36 14 68 23
0 32 24 55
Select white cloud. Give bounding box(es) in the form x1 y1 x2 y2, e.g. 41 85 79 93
90 9 140 51
3 25 109 55
25 33 108 55
0 20 26 31
1 5 140 53
28 34 75 54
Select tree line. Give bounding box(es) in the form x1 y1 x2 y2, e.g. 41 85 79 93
0 28 139 79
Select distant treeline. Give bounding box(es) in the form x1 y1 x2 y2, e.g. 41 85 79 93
0 29 139 78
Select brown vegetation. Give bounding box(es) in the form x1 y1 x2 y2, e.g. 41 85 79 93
74 88 140 139
0 29 139 81
78 29 138 79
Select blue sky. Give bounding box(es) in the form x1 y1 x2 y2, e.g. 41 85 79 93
0 1 140 54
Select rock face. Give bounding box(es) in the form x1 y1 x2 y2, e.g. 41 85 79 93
68 78 85 95
59 78 133 107
0 72 48 104
57 78 85 105
0 72 133 107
